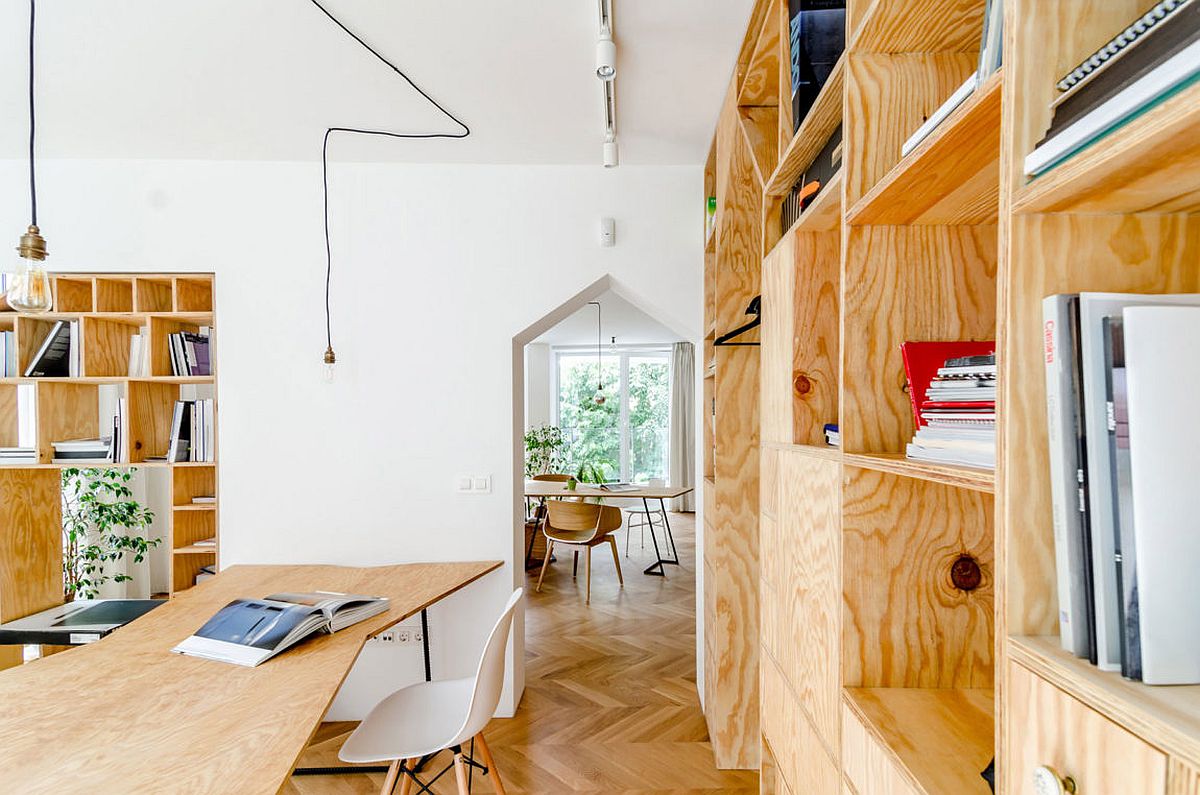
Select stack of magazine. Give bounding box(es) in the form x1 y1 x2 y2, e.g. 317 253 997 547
1044 293 1200 685
1026 0 1200 176
901 342 997 469
172 590 390 667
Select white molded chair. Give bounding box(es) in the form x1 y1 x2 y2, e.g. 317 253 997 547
625 478 668 556
339 588 523 795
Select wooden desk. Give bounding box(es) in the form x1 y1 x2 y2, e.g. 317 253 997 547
0 561 500 794
523 481 693 575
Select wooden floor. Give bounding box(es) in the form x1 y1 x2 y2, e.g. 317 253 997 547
284 512 757 794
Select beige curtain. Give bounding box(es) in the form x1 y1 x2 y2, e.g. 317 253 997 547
670 342 696 511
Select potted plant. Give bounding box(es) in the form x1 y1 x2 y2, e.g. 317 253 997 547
61 467 160 601
523 425 566 478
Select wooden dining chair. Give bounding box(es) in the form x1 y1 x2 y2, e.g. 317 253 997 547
536 500 623 604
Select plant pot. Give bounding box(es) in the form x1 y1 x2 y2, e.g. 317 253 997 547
566 478 578 491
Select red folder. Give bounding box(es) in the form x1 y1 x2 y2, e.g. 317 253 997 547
900 341 995 429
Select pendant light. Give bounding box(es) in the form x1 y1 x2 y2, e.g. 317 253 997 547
589 301 606 405
9 0 53 314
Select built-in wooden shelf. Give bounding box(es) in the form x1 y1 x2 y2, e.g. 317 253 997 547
842 451 994 493
762 440 841 463
1013 81 1200 215
0 376 214 386
1009 635 1200 763
850 0 987 53
173 544 217 556
0 461 214 470
844 687 995 795
848 70 1002 225
765 54 845 197
172 504 216 512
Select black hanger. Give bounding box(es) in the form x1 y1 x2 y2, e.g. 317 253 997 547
713 295 761 347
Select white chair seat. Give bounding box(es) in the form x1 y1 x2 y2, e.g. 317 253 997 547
339 677 476 763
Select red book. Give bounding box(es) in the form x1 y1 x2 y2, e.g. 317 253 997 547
900 341 995 429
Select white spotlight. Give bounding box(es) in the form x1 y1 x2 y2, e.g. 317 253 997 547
596 33 616 81
603 135 619 168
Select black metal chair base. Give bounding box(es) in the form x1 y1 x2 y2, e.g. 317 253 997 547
641 497 680 576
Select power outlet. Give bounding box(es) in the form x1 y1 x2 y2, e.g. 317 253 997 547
373 627 422 646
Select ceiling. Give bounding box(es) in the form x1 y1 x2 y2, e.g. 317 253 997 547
0 0 753 165
534 289 679 346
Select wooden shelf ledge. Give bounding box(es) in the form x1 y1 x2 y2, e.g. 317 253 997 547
761 440 842 462
765 54 845 197
844 687 995 795
1013 81 1200 215
843 451 994 493
1009 635 1200 763
0 376 215 386
173 544 217 555
173 504 216 512
850 0 986 54
848 70 1002 226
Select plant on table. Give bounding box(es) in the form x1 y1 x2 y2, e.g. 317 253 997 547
61 468 159 601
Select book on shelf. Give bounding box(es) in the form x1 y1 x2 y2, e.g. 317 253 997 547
195 565 216 585
824 423 839 447
1025 3 1200 176
127 327 151 377
172 590 390 667
168 398 215 463
193 537 217 548
900 342 996 470
24 320 79 378
0 447 38 466
788 0 845 134
0 330 15 378
168 329 211 377
1122 306 1200 685
52 437 113 464
1055 0 1193 92
976 0 1004 79
1042 295 1096 662
191 495 216 505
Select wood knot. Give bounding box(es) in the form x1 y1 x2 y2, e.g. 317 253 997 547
950 555 982 592
793 372 812 396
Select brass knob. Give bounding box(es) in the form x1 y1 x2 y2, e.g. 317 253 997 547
1034 766 1077 795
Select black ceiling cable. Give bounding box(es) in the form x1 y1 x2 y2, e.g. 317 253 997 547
307 0 471 367
28 0 38 227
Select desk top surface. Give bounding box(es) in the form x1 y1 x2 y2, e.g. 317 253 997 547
0 561 501 795
523 481 694 499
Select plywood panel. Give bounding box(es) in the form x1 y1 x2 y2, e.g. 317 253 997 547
82 317 139 378
0 469 62 670
35 383 100 465
1000 214 1200 637
1004 662 1166 795
761 237 795 445
850 0 985 53
776 451 841 746
1170 759 1200 795
792 230 841 445
762 654 841 795
843 468 994 688
844 52 978 206
0 385 18 448
842 700 921 795
841 224 997 454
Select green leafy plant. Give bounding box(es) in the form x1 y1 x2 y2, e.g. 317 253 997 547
523 425 566 478
61 468 159 601
575 461 608 484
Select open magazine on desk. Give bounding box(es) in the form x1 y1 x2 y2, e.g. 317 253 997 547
171 591 390 667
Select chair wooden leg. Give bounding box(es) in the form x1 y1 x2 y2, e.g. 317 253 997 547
453 751 470 795
475 732 507 795
381 758 402 795
585 546 592 604
608 535 624 586
397 757 421 795
536 540 553 593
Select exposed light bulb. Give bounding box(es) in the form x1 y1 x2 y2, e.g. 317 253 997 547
9 225 53 313
593 388 606 406
323 346 337 383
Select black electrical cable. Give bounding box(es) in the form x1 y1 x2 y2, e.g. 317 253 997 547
28 0 37 227
308 0 471 361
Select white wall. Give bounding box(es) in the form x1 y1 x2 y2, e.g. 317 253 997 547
523 344 552 431
1 157 702 716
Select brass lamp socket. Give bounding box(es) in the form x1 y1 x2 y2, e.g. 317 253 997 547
323 346 336 365
16 225 48 261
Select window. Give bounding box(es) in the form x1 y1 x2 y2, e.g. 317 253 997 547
554 348 671 483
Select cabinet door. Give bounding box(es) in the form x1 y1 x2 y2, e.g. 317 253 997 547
1006 662 1167 794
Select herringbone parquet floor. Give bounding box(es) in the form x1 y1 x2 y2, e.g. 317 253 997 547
283 512 757 794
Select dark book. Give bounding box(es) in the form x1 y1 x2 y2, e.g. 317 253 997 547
23 321 71 378
167 400 193 463
1056 0 1193 91
1042 1 1199 145
789 0 845 133
1103 318 1142 680
1068 298 1099 665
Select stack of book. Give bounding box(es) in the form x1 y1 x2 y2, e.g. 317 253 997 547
24 320 80 378
1045 293 1200 685
52 437 113 464
1025 0 1200 176
0 447 37 466
168 398 215 463
901 342 996 469
168 330 211 377
127 326 151 377
0 329 15 377
900 0 1004 156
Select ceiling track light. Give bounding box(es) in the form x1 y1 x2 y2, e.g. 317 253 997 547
602 80 618 168
596 0 615 80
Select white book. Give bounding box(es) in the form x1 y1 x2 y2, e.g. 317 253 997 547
68 321 80 378
1042 295 1091 658
128 334 143 378
1026 38 1200 176
1124 306 1200 684
1079 292 1200 672
901 73 979 157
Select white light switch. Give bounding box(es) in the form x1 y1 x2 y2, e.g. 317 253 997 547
456 477 473 492
472 476 491 493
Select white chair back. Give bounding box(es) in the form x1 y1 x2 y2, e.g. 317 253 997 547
452 588 523 745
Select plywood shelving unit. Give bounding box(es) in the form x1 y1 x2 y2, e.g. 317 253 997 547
709 0 1200 792
0 273 218 670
